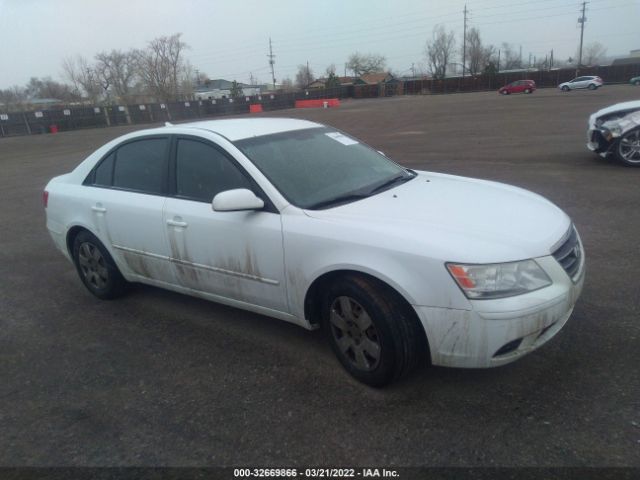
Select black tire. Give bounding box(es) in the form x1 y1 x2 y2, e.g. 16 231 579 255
500 90 509 95
524 88 531 94
72 230 127 299
614 127 640 167
588 83 597 90
322 274 427 387
634 80 640 86
561 85 570 91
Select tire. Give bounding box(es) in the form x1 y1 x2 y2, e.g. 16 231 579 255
72 230 127 299
561 85 570 91
524 88 531 94
322 274 427 387
614 127 640 166
634 80 640 86
500 90 509 95
588 83 597 90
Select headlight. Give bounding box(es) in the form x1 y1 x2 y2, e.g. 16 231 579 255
602 124 622 139
446 260 552 299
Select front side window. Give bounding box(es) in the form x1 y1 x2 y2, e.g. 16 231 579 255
175 139 251 202
112 138 168 194
235 127 414 209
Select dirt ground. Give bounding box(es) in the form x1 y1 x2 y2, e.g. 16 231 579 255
1 86 639 467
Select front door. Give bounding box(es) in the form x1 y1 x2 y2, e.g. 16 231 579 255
163 137 289 313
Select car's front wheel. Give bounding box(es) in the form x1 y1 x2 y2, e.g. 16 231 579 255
561 85 570 91
72 230 127 299
322 274 427 387
634 80 640 86
500 90 509 95
615 127 640 166
524 88 531 94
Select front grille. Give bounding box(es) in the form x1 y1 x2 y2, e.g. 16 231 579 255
552 226 582 280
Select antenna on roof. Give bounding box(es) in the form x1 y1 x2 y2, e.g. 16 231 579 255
165 122 173 127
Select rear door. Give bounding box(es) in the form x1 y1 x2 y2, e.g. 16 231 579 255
85 136 174 283
162 136 289 313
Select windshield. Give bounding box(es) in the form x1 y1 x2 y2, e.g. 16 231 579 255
234 127 414 209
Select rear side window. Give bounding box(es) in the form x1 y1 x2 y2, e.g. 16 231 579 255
112 138 168 194
175 139 251 202
94 153 114 186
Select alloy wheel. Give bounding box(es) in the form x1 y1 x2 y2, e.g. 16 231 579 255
619 130 640 164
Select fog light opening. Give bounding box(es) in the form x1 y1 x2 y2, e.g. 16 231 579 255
493 338 523 357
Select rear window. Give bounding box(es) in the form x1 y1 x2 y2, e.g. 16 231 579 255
112 138 168 194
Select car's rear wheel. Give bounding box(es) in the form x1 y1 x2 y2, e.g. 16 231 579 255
322 274 427 387
588 83 597 90
615 127 640 166
561 85 570 91
524 88 531 94
72 230 127 299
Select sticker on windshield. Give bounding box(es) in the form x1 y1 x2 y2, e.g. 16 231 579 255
325 132 359 146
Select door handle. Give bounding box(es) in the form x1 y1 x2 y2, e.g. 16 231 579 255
167 219 188 228
91 205 107 213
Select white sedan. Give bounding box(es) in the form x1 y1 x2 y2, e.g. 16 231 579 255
44 118 585 386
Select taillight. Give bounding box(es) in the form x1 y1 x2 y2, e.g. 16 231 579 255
43 190 49 208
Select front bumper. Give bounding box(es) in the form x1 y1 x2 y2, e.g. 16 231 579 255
587 127 615 157
415 253 585 368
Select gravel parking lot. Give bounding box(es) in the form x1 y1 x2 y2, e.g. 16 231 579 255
1 86 639 468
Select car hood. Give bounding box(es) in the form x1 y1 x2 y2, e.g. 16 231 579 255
303 171 571 263
589 100 640 125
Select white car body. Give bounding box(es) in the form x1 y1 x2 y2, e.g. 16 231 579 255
559 75 603 91
587 100 640 158
45 118 585 371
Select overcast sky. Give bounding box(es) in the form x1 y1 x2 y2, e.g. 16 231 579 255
0 0 638 89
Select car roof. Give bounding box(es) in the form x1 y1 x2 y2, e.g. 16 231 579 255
163 117 323 141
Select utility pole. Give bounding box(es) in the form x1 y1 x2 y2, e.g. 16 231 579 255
497 49 501 72
577 2 587 76
550 49 554 68
519 45 522 68
462 4 468 79
267 37 276 89
411 63 415 77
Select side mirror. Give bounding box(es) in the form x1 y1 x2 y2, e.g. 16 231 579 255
212 189 265 212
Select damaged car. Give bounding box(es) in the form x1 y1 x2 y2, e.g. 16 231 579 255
587 100 640 166
44 118 585 386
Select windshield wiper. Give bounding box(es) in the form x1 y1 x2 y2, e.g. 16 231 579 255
306 192 372 210
367 171 416 195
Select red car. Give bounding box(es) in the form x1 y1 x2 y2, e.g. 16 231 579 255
499 80 536 95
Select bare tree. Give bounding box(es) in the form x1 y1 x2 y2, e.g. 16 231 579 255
94 50 138 103
24 77 79 102
0 86 28 111
499 43 522 70
134 33 189 102
580 41 608 66
62 55 102 102
346 52 386 76
465 28 494 76
280 77 295 91
295 64 314 88
425 25 456 79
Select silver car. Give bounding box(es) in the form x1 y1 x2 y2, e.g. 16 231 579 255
559 75 603 91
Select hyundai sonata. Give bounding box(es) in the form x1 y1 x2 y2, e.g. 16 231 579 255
44 118 585 386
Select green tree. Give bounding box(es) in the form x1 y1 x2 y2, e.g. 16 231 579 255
325 71 340 89
230 80 243 98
